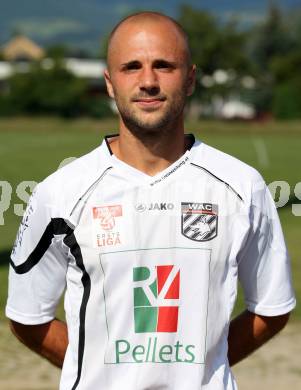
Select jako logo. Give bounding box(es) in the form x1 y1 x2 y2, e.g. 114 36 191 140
135 203 174 212
133 265 180 333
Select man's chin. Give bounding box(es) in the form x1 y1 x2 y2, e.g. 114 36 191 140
132 119 170 133
122 113 170 133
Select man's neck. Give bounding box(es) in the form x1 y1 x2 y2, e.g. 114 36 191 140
109 124 189 177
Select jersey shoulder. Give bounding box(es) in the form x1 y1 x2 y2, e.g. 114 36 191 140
38 144 112 219
191 141 265 204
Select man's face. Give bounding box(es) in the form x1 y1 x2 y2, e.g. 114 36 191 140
105 20 195 133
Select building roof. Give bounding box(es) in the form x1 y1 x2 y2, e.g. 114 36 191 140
3 35 44 61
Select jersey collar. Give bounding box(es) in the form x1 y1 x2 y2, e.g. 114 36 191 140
101 133 200 185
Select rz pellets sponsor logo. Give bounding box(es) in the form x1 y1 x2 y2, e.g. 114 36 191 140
133 265 180 333
115 337 196 364
113 265 196 364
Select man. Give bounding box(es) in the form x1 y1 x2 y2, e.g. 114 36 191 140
6 12 295 390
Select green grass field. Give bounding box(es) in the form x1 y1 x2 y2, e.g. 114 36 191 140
0 117 300 320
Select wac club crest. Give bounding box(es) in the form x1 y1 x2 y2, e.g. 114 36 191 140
181 202 218 242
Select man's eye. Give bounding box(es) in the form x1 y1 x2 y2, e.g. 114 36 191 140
154 61 175 71
156 63 170 69
123 62 141 71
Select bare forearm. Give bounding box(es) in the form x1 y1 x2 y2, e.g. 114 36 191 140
10 318 68 368
228 310 290 366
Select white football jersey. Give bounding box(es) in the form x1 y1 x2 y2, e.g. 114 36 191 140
6 135 296 390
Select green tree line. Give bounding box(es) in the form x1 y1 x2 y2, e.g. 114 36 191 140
0 4 300 119
0 60 112 118
179 4 301 118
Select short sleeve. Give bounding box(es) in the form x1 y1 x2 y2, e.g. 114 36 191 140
6 182 69 325
237 176 296 316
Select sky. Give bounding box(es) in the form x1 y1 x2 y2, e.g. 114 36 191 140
1 0 300 52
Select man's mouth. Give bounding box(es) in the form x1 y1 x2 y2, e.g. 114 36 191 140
133 97 166 108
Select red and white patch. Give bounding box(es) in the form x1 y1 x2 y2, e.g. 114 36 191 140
93 205 122 231
92 205 123 248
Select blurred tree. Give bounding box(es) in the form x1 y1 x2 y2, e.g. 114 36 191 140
273 79 301 119
178 5 220 75
246 3 299 115
178 5 252 111
100 33 109 60
271 50 301 83
271 50 301 118
81 95 113 118
6 61 87 117
178 5 250 74
68 48 94 59
249 3 295 73
0 60 114 118
46 45 69 60
219 21 251 73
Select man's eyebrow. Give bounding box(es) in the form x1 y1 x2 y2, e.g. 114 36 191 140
120 59 178 69
120 60 141 69
153 59 177 68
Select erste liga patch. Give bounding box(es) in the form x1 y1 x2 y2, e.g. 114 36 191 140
181 202 218 242
92 205 123 248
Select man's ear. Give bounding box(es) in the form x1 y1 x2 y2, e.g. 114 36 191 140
186 64 196 97
104 69 115 99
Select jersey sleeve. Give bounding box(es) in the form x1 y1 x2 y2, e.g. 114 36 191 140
237 175 296 316
6 181 69 325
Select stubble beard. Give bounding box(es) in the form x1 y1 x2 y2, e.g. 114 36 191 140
114 92 187 139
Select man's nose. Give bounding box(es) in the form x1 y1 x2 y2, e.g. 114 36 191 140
139 67 160 94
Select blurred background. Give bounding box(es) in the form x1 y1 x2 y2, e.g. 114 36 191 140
0 1 300 389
